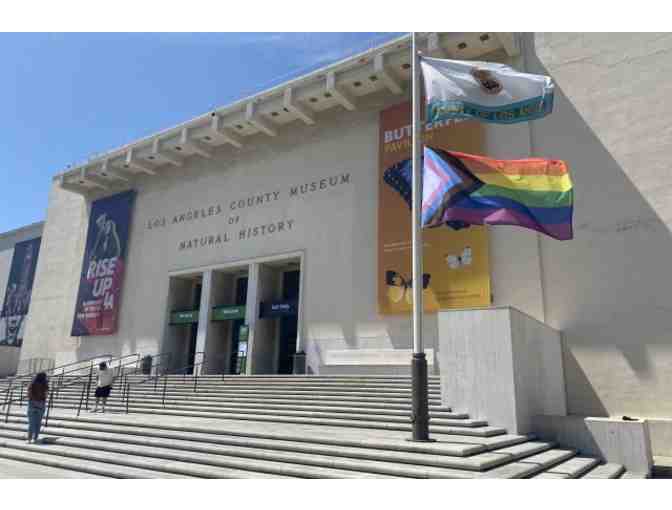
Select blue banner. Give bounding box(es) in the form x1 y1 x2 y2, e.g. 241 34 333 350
71 190 136 337
0 237 42 347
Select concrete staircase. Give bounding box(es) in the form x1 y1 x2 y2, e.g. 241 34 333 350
0 375 636 478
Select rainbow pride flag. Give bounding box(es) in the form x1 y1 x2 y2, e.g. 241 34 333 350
383 147 574 240
425 147 573 240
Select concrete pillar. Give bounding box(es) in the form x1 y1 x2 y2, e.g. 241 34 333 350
293 256 306 374
244 263 260 375
205 272 234 374
194 270 213 374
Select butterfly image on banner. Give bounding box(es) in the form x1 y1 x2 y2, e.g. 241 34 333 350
385 271 431 305
445 247 472 270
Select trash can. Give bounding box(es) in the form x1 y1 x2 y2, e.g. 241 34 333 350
141 355 152 375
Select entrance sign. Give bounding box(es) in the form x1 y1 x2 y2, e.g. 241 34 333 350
212 305 246 321
259 300 298 318
169 310 199 325
71 190 136 337
0 237 41 347
378 102 491 314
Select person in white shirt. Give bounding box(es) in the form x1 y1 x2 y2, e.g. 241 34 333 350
92 362 114 413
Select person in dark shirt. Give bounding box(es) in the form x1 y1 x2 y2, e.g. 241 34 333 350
26 372 48 443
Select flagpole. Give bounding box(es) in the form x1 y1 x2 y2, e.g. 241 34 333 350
410 32 432 442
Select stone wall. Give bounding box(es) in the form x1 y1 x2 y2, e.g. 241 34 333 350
527 33 672 418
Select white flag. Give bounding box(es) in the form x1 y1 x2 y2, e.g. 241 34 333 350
420 57 554 125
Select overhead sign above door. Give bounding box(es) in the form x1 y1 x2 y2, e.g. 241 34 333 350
170 310 199 325
259 300 298 318
212 305 246 321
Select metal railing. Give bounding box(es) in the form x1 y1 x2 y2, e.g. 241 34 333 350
14 358 55 377
122 352 229 414
116 352 173 395
2 351 173 429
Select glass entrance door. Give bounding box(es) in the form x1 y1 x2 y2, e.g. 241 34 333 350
230 276 248 374
277 270 300 375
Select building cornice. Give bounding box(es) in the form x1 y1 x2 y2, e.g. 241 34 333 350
58 32 519 196
0 221 45 242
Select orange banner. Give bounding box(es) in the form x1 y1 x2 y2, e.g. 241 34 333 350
378 102 491 314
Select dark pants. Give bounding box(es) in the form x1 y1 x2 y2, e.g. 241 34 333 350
27 402 45 441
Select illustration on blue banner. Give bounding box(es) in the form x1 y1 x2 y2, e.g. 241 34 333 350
71 190 136 337
0 237 42 347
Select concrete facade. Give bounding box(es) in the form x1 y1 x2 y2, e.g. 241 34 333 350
11 33 672 450
438 307 566 435
0 222 44 376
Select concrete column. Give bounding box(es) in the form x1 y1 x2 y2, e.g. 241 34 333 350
194 270 213 374
244 263 260 375
205 272 234 374
293 254 306 374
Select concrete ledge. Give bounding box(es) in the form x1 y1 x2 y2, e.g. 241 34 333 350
438 307 566 434
531 414 653 476
323 349 434 366
647 418 672 457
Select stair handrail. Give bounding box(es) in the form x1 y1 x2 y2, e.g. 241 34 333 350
1 355 105 410
116 352 173 394
3 354 113 391
122 352 210 414
3 364 93 425
14 357 55 377
2 353 141 425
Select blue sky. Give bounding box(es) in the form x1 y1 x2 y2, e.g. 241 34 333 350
0 32 404 233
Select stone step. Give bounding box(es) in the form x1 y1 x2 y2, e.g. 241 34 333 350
41 404 508 437
0 455 106 478
51 393 459 418
580 463 625 479
0 443 190 478
532 456 600 479
618 471 648 479
0 419 535 472
11 413 522 456
129 376 442 382
56 387 446 409
0 422 553 478
480 448 577 479
48 397 484 427
117 382 440 392
118 381 442 390
66 387 443 400
0 430 391 478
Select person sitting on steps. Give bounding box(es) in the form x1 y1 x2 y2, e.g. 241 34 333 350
91 362 114 413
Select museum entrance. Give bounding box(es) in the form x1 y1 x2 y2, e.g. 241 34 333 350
163 253 302 376
277 270 299 374
207 268 248 374
229 276 248 374
251 259 301 375
165 274 203 372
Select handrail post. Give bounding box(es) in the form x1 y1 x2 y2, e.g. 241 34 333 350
77 380 87 417
163 377 167 408
125 383 130 414
44 388 54 428
5 389 13 423
86 365 93 410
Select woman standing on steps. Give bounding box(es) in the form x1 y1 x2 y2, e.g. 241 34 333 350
26 372 48 443
92 362 114 413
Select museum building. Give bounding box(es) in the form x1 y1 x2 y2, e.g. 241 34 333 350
3 33 672 452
